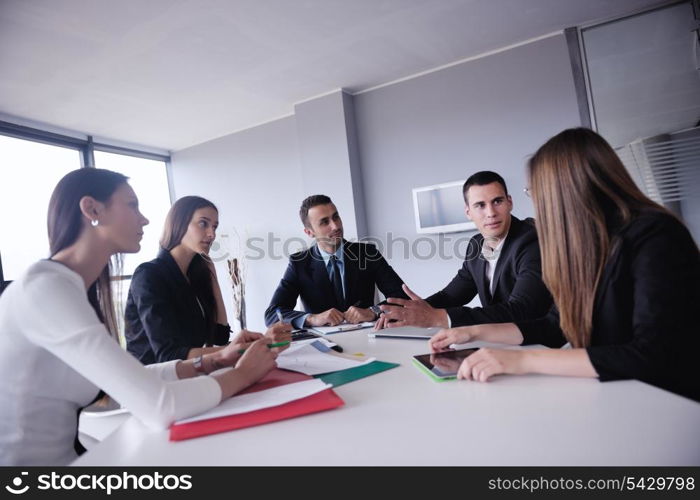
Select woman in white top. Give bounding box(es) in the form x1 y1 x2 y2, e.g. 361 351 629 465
0 168 281 465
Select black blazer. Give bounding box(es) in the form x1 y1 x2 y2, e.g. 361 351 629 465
125 249 230 364
425 216 552 326
517 211 700 401
264 241 408 326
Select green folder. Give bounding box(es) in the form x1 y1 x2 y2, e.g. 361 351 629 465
411 358 456 382
314 360 399 387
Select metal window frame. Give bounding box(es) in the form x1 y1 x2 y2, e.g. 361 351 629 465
0 120 172 294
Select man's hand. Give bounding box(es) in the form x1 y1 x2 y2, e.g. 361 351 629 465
306 308 344 326
344 306 375 324
373 314 389 331
380 284 450 328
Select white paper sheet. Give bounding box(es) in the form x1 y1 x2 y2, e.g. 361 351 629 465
310 322 374 335
175 379 331 424
276 341 375 375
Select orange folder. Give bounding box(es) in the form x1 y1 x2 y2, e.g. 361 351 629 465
169 369 344 441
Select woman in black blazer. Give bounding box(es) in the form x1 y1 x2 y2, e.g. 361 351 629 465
430 128 700 401
125 196 289 364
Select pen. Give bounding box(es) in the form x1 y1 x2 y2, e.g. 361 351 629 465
237 341 290 354
275 308 285 323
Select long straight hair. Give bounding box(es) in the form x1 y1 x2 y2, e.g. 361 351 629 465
160 196 219 345
47 168 129 340
527 128 668 347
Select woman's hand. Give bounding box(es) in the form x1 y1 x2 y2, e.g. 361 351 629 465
344 306 375 324
234 338 278 385
231 329 264 345
264 322 292 352
429 326 479 352
212 330 264 368
457 348 526 382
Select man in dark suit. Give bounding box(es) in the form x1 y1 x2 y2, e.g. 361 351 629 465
377 171 551 329
265 195 408 328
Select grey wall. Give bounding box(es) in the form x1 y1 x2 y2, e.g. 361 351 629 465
354 34 582 298
170 116 305 331
294 91 366 239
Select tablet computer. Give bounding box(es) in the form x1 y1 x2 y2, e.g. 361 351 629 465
412 348 479 381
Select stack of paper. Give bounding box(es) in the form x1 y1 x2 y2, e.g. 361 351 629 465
310 322 375 335
175 379 332 424
276 340 375 375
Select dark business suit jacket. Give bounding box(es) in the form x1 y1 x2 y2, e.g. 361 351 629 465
264 241 408 326
125 249 230 364
517 211 700 402
425 216 552 327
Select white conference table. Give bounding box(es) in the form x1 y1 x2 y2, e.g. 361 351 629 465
74 327 700 466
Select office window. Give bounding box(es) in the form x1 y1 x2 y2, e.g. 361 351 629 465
93 151 172 277
94 151 171 340
582 1 699 148
0 134 81 281
581 1 700 242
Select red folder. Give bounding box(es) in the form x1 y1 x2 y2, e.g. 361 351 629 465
169 369 344 441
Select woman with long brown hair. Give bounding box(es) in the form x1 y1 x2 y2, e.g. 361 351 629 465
429 128 700 401
0 169 279 465
125 196 289 364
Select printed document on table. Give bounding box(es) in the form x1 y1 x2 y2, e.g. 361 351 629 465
277 341 375 375
311 322 375 335
175 379 331 424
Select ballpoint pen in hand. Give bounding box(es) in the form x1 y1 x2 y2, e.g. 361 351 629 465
237 341 290 354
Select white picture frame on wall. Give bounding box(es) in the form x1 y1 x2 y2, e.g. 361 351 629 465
412 180 475 234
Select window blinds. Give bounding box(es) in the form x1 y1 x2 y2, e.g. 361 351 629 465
616 126 700 205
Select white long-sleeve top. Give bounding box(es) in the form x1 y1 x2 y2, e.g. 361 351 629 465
0 260 222 465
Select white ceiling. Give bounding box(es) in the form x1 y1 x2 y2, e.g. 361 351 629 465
0 0 666 151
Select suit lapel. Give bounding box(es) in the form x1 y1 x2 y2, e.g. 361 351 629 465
490 216 520 300
157 248 202 316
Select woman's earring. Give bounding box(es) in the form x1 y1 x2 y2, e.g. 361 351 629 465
91 219 99 227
